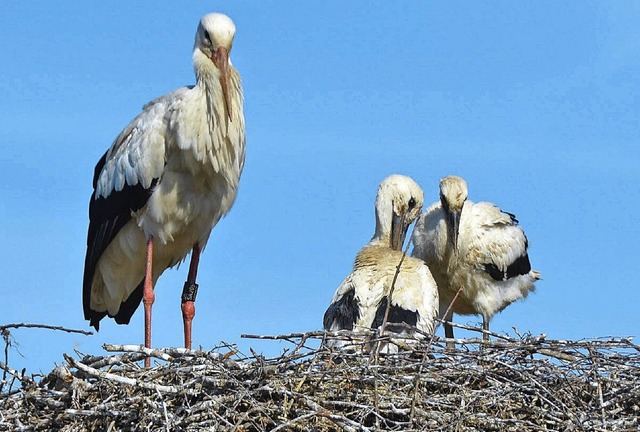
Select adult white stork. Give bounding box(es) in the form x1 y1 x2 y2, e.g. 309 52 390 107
411 176 540 343
323 175 439 352
82 13 245 357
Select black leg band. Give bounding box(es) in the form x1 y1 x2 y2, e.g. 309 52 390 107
181 282 199 303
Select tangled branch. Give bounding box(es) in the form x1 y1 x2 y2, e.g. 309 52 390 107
0 328 638 431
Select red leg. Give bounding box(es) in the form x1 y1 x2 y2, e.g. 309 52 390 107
181 243 200 350
143 237 155 368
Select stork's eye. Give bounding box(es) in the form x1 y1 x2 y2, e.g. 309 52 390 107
408 197 416 210
203 30 212 45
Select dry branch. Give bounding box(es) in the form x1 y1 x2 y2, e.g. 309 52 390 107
0 323 93 336
0 329 638 431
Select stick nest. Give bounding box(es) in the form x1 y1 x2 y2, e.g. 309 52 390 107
1 328 639 431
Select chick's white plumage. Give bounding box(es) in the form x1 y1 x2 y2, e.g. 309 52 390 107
324 175 439 351
412 176 540 340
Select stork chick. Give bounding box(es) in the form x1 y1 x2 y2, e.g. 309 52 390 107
323 175 439 353
411 176 540 344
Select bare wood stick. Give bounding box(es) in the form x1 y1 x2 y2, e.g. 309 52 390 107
65 408 131 418
1 328 10 393
271 412 317 432
156 388 171 432
436 285 463 337
0 323 93 336
1 332 638 430
377 250 408 339
63 354 181 394
241 331 321 340
102 344 175 361
0 360 33 387
85 352 147 370
437 319 518 343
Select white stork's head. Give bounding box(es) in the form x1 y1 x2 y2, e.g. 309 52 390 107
439 175 468 251
193 13 236 119
374 175 424 251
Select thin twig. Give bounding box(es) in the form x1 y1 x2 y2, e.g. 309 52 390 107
1 329 10 393
102 344 175 361
63 354 182 394
377 224 417 341
0 360 33 387
0 334 637 431
0 323 93 336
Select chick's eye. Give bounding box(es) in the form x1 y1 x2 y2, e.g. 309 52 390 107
408 197 416 210
203 30 212 45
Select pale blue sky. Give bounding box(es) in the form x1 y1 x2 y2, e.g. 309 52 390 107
1 2 638 375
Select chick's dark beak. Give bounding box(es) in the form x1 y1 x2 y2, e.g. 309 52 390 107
391 212 408 251
446 210 461 252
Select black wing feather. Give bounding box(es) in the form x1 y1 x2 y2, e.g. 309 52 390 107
372 297 418 333
323 289 360 331
484 253 532 282
82 150 158 330
504 211 519 224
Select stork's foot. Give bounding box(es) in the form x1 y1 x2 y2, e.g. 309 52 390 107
181 282 199 350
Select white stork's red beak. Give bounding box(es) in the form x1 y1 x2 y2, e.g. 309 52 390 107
213 46 232 121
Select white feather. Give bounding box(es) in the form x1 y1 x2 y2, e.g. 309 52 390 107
412 176 540 330
324 175 439 352
87 13 245 319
